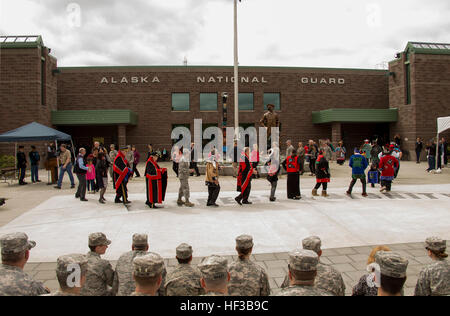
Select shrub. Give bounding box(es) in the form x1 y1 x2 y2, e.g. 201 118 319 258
0 155 15 169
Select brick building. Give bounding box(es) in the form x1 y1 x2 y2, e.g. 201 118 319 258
1 35 449 159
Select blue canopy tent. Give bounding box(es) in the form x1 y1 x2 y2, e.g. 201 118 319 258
0 122 74 180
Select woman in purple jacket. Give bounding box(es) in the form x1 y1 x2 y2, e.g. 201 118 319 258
131 146 141 177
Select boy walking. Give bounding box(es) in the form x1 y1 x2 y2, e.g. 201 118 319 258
346 148 369 197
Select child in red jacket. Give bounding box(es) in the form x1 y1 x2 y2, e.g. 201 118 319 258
379 148 399 192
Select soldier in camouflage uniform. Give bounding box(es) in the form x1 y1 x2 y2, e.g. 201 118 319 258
165 243 204 296
276 249 332 296
199 255 230 296
414 237 449 296
0 232 50 296
112 233 167 296
80 232 115 296
280 236 345 295
130 253 165 296
177 149 194 207
46 254 88 296
375 251 408 296
228 234 270 296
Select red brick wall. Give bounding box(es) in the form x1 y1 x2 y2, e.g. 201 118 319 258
56 67 389 153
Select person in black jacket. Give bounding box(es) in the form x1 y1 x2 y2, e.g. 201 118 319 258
189 142 200 177
28 145 41 183
441 137 448 166
96 152 109 204
16 146 27 185
415 138 423 164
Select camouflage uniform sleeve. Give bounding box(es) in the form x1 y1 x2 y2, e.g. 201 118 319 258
335 270 346 296
158 267 167 296
280 273 290 288
260 269 271 296
103 260 115 288
111 269 119 296
32 280 50 296
414 268 431 296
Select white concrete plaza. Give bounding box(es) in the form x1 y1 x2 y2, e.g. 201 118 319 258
0 183 449 262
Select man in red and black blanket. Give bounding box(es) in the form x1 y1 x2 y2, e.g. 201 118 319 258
114 146 133 204
235 147 255 205
145 151 168 209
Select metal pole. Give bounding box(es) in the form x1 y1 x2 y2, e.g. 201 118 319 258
436 133 439 171
233 0 239 141
55 140 60 169
14 142 17 180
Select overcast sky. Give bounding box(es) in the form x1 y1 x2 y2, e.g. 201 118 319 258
1 0 449 69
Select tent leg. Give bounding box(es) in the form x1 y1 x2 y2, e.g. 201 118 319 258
14 142 17 181
71 140 76 162
436 133 439 171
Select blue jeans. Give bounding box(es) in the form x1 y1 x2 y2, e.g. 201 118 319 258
31 165 39 182
57 163 75 187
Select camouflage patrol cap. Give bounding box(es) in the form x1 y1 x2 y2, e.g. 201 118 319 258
176 243 193 260
0 232 36 254
56 254 88 275
132 233 148 247
289 249 319 272
425 236 446 253
198 255 228 280
88 232 111 247
375 251 408 278
133 253 164 278
236 234 253 249
302 236 322 254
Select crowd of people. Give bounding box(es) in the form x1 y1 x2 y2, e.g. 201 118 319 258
0 231 448 296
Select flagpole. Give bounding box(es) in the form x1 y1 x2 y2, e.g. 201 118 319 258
234 0 239 141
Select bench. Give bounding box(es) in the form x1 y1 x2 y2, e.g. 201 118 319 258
0 167 16 185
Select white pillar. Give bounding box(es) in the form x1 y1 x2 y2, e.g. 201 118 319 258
233 0 239 141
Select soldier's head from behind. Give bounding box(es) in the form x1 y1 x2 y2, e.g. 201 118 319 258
56 254 88 294
0 232 36 269
132 253 164 296
424 236 448 260
302 236 322 257
132 233 149 252
288 249 319 287
88 232 111 255
235 234 254 260
176 243 193 264
199 255 230 295
375 251 408 296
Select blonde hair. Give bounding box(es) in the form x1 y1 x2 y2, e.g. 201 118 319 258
367 245 391 265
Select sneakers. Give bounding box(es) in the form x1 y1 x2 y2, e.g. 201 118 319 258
184 201 195 207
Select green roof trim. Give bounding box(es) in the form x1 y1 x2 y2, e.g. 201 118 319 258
0 35 44 49
51 110 138 126
405 42 450 56
312 108 398 124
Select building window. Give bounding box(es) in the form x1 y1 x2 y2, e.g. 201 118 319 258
264 93 281 110
172 93 190 111
200 93 218 111
238 93 254 111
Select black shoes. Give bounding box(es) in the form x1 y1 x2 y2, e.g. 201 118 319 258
242 201 252 205
80 198 88 202
270 197 276 202
54 186 61 189
70 184 75 188
235 197 242 205
207 203 219 207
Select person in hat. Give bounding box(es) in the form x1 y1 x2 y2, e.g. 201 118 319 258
80 232 114 296
17 145 27 185
145 151 168 209
277 249 332 296
112 233 167 296
375 251 408 296
165 243 204 296
378 147 399 192
47 254 88 296
280 236 345 296
228 235 270 296
177 149 195 207
199 255 230 296
131 253 165 296
346 148 369 197
205 148 221 207
414 237 449 296
282 149 302 200
312 149 331 197
235 147 256 205
0 232 49 296
113 146 133 204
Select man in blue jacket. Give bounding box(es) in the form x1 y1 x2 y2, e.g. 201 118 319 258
346 148 369 197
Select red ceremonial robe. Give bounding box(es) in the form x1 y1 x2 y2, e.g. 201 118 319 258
145 157 168 204
237 153 253 193
113 151 129 190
